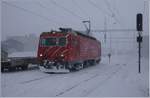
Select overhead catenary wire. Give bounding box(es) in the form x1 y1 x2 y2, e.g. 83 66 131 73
34 2 70 27
50 0 84 21
87 0 123 28
87 0 112 17
35 2 50 11
112 0 122 19
71 0 89 18
87 0 123 30
3 0 136 34
103 0 114 16
113 0 126 27
2 1 60 27
36 1 88 28
103 0 125 28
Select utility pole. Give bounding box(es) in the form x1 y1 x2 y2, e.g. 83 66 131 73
137 31 142 73
109 26 112 64
89 20 91 34
104 16 107 43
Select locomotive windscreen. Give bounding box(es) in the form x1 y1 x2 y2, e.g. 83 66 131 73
40 37 67 46
58 37 66 46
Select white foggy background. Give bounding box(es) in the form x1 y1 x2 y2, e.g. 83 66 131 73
0 1 149 97
1 0 149 57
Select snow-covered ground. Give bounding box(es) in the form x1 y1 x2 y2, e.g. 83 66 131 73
1 53 149 97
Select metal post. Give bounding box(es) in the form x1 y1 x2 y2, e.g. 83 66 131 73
138 32 141 73
104 16 107 43
137 31 143 73
89 20 91 34
136 13 143 73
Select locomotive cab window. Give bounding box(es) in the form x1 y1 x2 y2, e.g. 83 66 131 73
40 37 66 46
40 39 46 46
58 37 67 46
40 38 57 46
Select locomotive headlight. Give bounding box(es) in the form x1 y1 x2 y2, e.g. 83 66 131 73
52 31 56 34
61 54 64 57
40 54 43 57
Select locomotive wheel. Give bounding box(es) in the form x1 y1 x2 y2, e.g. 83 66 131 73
1 67 4 72
93 60 96 65
21 65 28 70
96 59 100 64
8 67 16 72
74 63 84 71
83 61 88 68
88 60 96 66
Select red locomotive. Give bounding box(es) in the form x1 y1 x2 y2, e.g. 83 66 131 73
37 28 101 73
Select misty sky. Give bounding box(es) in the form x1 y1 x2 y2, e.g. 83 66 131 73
1 0 149 41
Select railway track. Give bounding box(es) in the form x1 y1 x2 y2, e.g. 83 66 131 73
55 63 123 97
18 63 105 84
2 60 125 97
